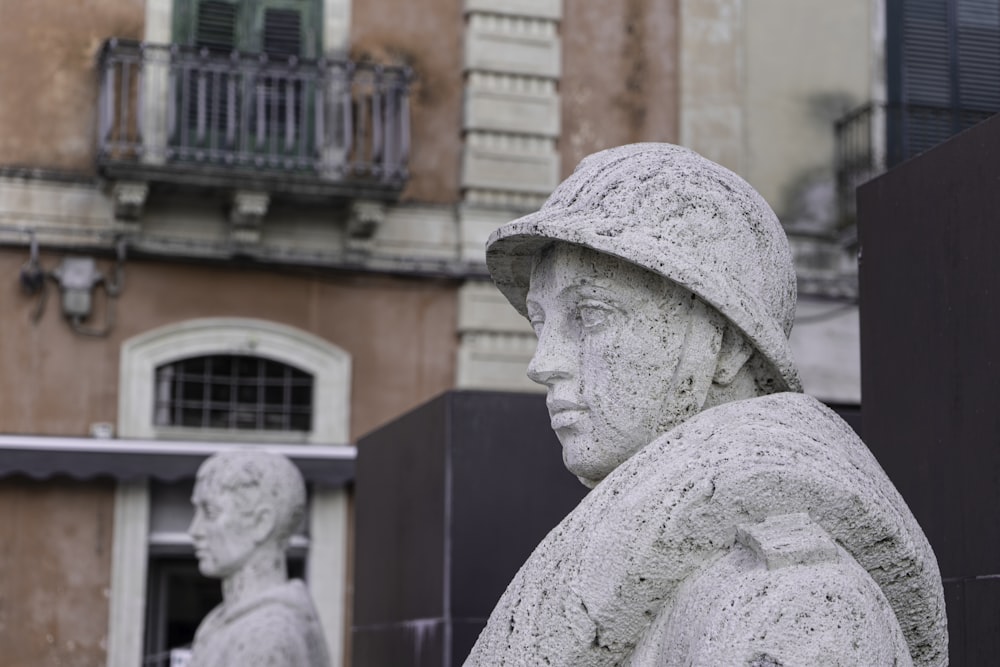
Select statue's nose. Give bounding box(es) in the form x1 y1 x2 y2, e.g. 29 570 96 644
526 321 575 386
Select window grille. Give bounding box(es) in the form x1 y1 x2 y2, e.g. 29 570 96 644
154 355 313 431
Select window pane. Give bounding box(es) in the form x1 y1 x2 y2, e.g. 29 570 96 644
209 381 231 403
237 383 259 404
155 354 313 433
291 384 312 407
289 412 311 431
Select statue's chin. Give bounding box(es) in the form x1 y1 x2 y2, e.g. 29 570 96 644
560 445 612 488
196 562 218 578
558 427 650 488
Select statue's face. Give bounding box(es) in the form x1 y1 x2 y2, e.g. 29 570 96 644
526 243 702 486
189 477 258 579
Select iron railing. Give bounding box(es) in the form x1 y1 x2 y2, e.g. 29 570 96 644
96 39 410 193
835 102 996 223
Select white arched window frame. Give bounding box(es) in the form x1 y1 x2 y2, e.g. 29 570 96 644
107 318 352 667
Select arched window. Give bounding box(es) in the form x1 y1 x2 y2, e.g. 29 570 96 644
108 318 351 667
154 354 314 431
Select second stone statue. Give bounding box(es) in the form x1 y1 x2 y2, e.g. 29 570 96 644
188 450 331 667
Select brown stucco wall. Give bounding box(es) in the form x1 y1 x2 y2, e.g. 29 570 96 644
0 250 459 441
561 0 680 176
351 0 464 204
0 477 115 667
0 0 145 172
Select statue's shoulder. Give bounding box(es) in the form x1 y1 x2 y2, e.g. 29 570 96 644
631 512 914 666
640 391 869 479
675 391 856 445
195 582 330 667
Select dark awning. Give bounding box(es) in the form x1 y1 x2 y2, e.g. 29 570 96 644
0 435 355 488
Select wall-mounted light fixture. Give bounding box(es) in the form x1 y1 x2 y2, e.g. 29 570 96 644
18 233 127 337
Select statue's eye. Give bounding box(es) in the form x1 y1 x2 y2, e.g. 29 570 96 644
529 317 544 337
577 300 614 330
527 305 545 337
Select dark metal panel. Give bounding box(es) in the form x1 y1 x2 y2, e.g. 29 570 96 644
352 390 588 667
858 111 1000 663
447 392 588 621
450 620 487 667
354 393 448 628
958 577 1000 664
352 623 445 667
943 579 966 667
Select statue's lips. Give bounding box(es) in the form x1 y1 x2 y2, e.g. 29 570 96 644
550 410 586 430
548 399 588 429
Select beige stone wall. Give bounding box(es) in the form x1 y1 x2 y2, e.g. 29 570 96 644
680 0 877 224
0 477 116 667
561 0 680 177
744 0 876 222
679 0 747 175
0 250 459 441
0 0 145 172
351 0 464 204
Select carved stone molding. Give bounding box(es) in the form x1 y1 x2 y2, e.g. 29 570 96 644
345 200 387 254
229 190 270 244
111 181 149 221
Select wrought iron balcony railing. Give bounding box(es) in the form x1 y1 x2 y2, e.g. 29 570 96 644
97 39 411 198
835 102 996 224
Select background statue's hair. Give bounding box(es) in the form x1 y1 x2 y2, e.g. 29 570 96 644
197 450 306 546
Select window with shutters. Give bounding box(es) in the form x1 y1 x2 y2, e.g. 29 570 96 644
96 0 410 196
887 0 1000 162
169 0 323 166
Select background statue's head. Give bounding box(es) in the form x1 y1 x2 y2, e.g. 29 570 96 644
487 143 800 487
189 449 306 578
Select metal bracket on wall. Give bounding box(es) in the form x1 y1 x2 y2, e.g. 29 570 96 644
19 235 128 337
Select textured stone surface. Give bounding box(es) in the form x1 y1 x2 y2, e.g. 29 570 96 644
470 144 947 666
488 143 801 395
188 450 330 667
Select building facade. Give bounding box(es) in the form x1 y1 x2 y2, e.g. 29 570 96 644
0 1 680 666
1 0 931 664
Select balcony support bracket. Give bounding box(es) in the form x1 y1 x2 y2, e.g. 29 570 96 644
112 181 149 223
348 200 386 239
229 190 270 245
347 200 386 252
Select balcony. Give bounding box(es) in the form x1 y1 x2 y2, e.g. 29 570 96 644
96 39 411 201
834 102 996 225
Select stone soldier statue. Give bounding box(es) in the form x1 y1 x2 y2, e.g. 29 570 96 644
188 450 331 667
466 144 948 666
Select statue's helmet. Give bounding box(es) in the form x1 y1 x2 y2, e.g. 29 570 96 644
486 142 801 393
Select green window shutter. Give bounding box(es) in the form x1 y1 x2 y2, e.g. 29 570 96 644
263 8 303 58
251 0 320 58
195 0 238 52
168 0 323 160
174 0 320 57
174 0 243 50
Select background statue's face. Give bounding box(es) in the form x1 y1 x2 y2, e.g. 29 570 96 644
526 243 704 486
189 476 259 579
